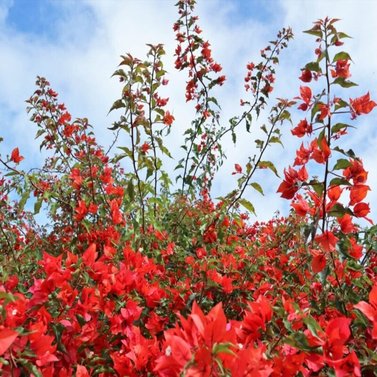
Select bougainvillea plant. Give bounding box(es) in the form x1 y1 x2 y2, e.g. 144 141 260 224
1 1 377 376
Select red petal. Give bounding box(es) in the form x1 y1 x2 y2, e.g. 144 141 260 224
354 301 377 322
0 328 18 356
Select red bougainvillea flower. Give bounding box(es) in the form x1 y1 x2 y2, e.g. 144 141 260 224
311 249 327 273
350 92 376 117
331 59 351 79
338 214 357 234
315 231 338 252
76 365 90 377
348 237 363 259
294 143 312 166
291 194 311 216
155 301 237 376
229 346 273 377
353 202 370 217
343 158 368 184
58 111 72 125
355 285 377 339
237 296 273 346
298 86 312 111
353 202 373 223
311 137 331 164
140 142 151 153
328 185 342 202
291 119 312 137
277 166 308 199
232 163 242 174
10 147 24 163
163 111 175 126
349 184 369 205
0 328 19 356
299 69 312 82
318 103 331 121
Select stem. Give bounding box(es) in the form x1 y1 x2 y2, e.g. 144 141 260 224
321 21 346 311
321 24 332 234
181 2 210 192
130 111 146 233
147 51 158 217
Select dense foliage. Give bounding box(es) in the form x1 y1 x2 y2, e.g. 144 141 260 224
1 1 377 376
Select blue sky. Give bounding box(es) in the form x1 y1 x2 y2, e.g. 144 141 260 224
7 0 67 38
1 0 377 223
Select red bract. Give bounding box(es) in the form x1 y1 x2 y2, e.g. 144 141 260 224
298 86 312 111
331 59 351 79
277 166 308 199
291 119 312 137
163 111 175 126
0 328 18 356
233 163 242 174
350 92 377 117
315 231 339 252
10 147 24 163
355 285 377 339
299 69 312 82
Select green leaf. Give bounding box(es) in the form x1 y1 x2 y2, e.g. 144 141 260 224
146 168 154 180
310 103 321 122
305 62 322 73
317 50 327 63
332 51 352 63
329 177 351 187
333 146 356 158
337 32 351 39
111 68 126 78
238 198 256 215
159 144 172 158
231 131 236 144
0 292 17 303
212 342 236 356
127 180 134 201
34 198 43 215
35 129 45 139
285 332 314 352
255 139 264 149
249 182 264 195
18 190 31 212
333 77 358 88
208 96 220 108
308 180 323 196
279 110 292 123
333 158 351 170
304 316 322 337
5 171 19 177
258 160 280 177
331 123 349 133
334 99 349 111
108 99 125 113
117 146 133 158
111 153 127 163
328 203 348 217
303 28 323 38
269 136 283 146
